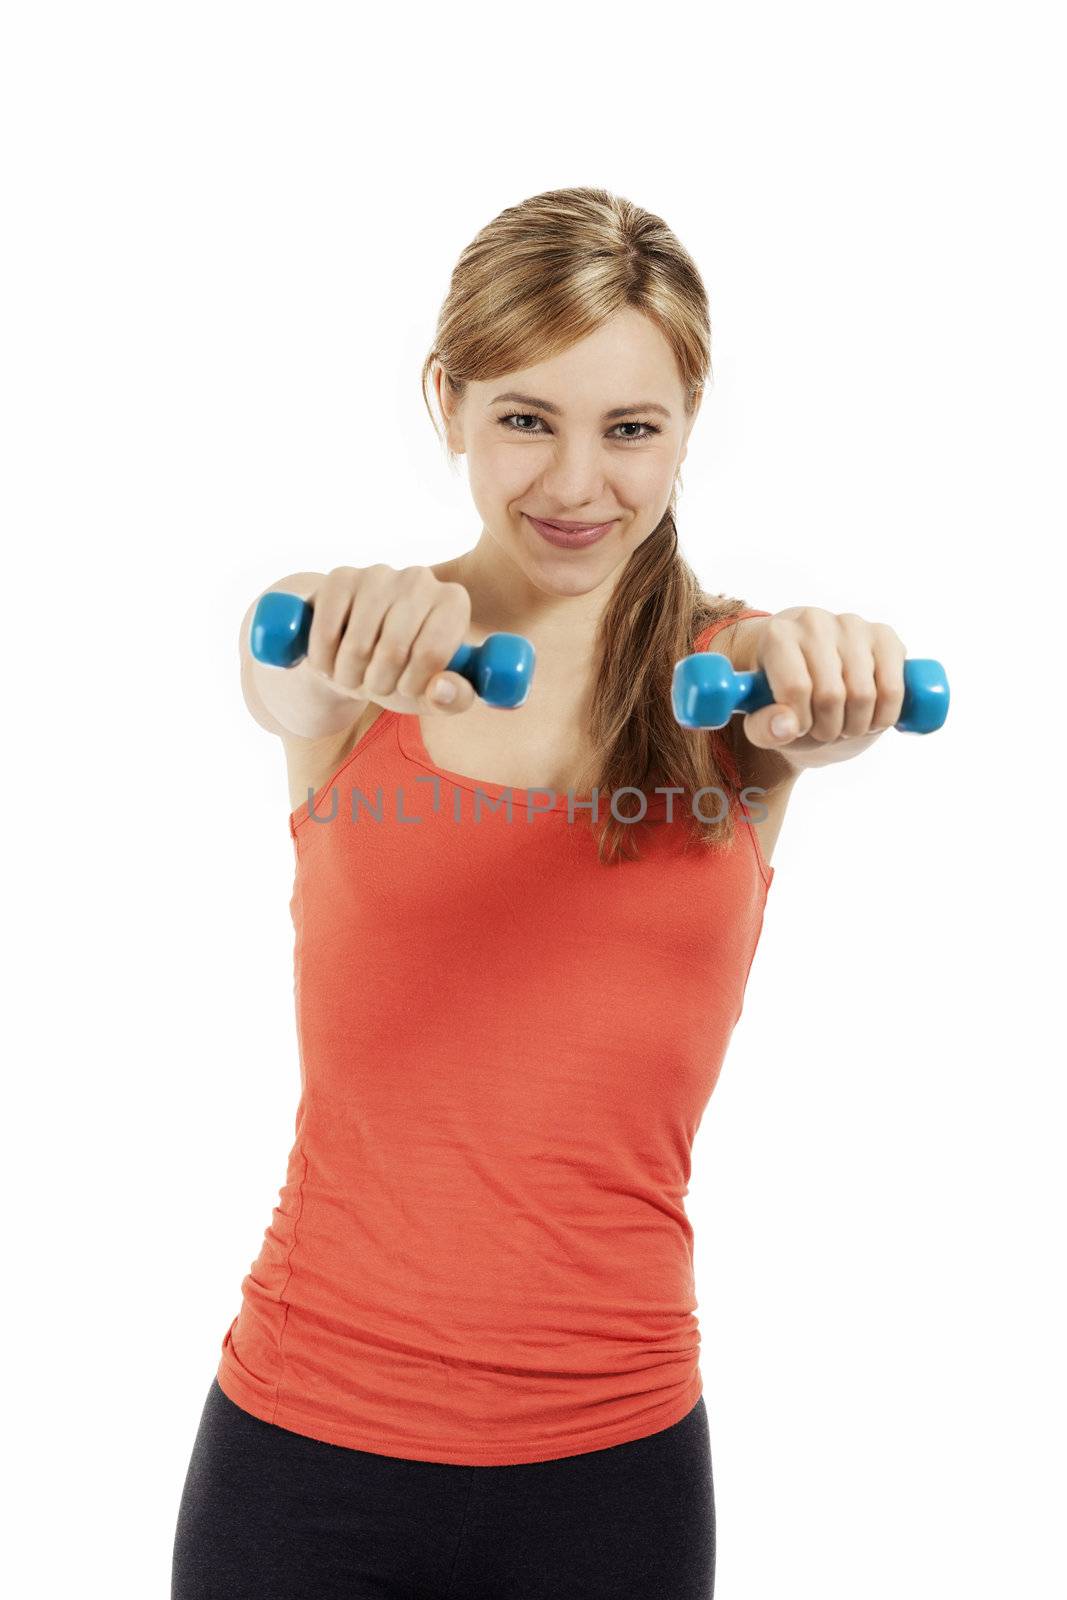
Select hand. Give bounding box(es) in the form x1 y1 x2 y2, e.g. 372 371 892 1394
739 607 908 771
303 564 478 716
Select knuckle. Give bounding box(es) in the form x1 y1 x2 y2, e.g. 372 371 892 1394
774 677 809 700
335 630 371 660
872 621 907 649
373 636 408 664
406 643 442 677
874 673 905 701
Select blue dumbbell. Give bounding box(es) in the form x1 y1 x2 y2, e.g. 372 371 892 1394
672 651 950 734
250 591 536 710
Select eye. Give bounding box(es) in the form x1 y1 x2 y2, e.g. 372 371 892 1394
496 411 662 444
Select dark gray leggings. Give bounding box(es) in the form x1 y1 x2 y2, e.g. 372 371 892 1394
172 1378 715 1598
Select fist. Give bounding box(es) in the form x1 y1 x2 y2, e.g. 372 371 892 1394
740 607 908 765
304 564 479 717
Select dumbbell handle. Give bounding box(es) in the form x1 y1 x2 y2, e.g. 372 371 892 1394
673 652 950 734
249 591 535 709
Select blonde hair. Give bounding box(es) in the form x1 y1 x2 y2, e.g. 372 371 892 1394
421 185 753 865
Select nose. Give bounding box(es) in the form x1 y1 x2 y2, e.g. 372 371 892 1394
535 440 612 508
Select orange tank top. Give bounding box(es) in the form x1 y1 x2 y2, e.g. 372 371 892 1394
216 609 776 1465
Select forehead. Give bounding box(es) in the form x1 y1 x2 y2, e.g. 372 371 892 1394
472 307 682 412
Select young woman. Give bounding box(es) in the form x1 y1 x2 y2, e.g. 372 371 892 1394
172 186 909 1600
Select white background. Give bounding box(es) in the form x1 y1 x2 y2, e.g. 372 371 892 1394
4 3 1063 1595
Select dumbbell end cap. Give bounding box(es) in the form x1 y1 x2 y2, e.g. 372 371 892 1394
250 591 312 669
671 651 736 729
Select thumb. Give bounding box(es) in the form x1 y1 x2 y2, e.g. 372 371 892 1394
422 669 477 715
740 703 800 750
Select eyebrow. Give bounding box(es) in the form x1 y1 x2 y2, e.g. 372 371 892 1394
488 391 672 420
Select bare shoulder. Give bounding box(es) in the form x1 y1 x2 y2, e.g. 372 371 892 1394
282 700 387 816
717 613 766 669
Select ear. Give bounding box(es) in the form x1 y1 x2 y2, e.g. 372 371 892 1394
433 361 449 418
435 362 465 455
679 390 703 464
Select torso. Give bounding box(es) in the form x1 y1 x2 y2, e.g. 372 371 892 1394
286 688 795 869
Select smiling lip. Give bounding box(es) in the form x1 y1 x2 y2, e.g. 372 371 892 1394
526 515 617 548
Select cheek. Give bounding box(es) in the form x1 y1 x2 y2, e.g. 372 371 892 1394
469 446 531 499
620 454 674 502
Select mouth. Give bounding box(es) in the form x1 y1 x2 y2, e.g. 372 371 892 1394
525 515 618 549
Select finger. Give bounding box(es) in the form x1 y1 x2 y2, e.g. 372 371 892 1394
421 668 477 715
739 635 812 749
797 630 854 741
326 569 396 693
870 625 907 731
833 615 891 738
402 608 477 715
838 644 879 738
359 584 439 699
304 572 359 680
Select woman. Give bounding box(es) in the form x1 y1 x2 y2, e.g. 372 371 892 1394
172 186 908 1599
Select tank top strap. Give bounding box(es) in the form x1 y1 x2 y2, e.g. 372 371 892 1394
692 607 773 657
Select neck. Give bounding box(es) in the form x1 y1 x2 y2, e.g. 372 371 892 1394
438 525 622 670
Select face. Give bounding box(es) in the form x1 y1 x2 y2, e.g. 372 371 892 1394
435 306 701 596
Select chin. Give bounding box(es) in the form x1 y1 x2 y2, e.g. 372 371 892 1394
527 548 623 598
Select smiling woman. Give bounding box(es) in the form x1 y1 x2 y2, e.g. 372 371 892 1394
174 187 777 1600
